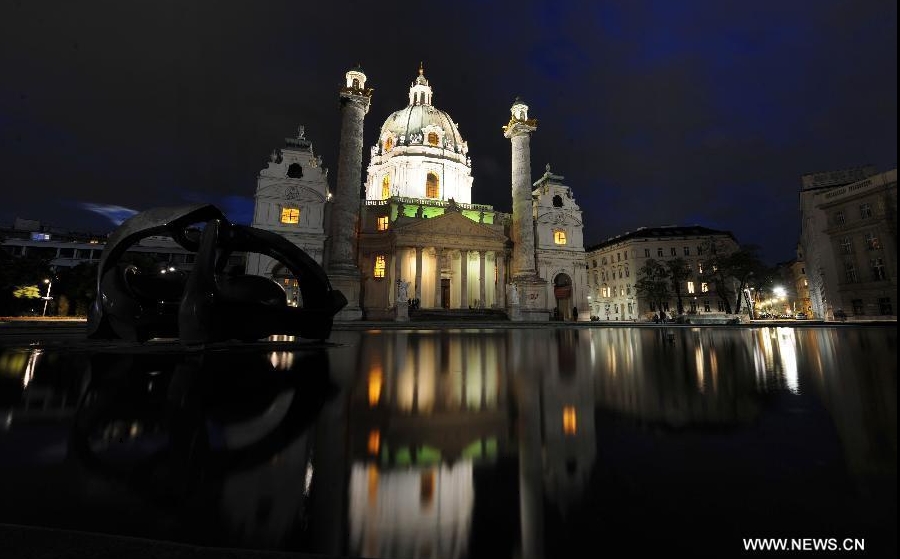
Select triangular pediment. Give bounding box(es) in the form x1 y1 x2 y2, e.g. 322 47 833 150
394 211 508 243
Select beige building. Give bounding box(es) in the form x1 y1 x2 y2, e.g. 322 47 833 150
799 168 897 319
585 226 739 321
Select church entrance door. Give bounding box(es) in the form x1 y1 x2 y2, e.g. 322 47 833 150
553 273 573 320
441 279 450 309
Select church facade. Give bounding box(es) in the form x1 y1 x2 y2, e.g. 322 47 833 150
247 66 588 321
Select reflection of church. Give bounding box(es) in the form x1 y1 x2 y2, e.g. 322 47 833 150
246 65 588 321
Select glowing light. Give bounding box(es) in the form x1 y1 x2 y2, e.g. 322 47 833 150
368 429 381 455
562 406 577 435
23 349 42 387
368 365 383 407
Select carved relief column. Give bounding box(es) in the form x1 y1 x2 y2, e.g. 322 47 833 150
459 250 468 309
327 67 372 321
479 251 486 308
502 98 548 321
414 246 423 302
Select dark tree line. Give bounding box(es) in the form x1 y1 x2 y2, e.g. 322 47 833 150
635 240 773 316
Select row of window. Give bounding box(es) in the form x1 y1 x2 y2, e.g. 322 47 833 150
383 132 442 153
590 245 710 268
843 258 888 282
835 203 874 225
839 231 882 253
380 173 441 200
848 297 892 315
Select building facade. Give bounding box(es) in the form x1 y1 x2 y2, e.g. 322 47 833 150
585 226 739 321
799 168 897 319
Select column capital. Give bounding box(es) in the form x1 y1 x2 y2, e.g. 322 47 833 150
503 119 537 138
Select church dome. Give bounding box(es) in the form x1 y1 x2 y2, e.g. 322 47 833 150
376 65 468 156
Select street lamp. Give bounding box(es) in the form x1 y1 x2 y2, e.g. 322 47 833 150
41 278 53 317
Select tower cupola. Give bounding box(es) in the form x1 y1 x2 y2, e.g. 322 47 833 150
408 62 433 106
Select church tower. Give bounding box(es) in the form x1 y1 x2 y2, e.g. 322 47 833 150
245 126 329 306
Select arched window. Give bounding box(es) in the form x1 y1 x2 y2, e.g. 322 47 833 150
287 163 303 178
352 78 360 89
552 195 563 207
425 172 439 198
427 132 439 146
384 137 393 151
381 175 390 199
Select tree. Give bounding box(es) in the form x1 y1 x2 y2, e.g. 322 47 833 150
665 257 692 315
0 253 52 316
701 240 769 315
635 259 670 316
55 262 99 316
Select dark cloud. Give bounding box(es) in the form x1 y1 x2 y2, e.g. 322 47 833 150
1 0 895 264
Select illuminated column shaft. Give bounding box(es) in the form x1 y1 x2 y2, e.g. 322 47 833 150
433 247 442 308
415 247 423 301
504 103 538 280
460 250 468 308
328 86 371 272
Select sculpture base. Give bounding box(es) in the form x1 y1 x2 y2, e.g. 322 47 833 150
512 276 550 322
328 270 363 321
395 301 409 322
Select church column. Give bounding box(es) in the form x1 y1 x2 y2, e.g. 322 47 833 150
434 247 442 309
414 247 423 302
479 251 486 308
327 67 372 321
459 250 468 309
394 246 403 291
503 98 538 280
497 252 506 306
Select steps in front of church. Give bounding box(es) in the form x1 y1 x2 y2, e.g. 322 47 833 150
409 308 510 321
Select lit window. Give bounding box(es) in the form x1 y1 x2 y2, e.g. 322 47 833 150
426 172 439 198
384 136 393 151
687 281 695 294
427 132 439 146
377 216 389 231
701 282 709 292
562 406 577 435
374 255 386 278
381 175 390 199
280 207 300 224
554 230 567 245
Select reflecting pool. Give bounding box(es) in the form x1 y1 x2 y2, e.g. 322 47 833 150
0 326 895 557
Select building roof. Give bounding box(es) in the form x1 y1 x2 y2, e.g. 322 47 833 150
586 225 737 252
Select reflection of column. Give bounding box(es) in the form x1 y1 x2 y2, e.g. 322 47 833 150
513 331 544 559
433 248 442 309
460 250 468 309
415 247 423 302
479 251 486 308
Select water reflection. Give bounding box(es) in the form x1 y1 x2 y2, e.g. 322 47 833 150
0 326 895 558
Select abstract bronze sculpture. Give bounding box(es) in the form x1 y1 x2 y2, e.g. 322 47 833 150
87 204 347 343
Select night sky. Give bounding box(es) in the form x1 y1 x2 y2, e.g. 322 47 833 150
2 1 896 264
